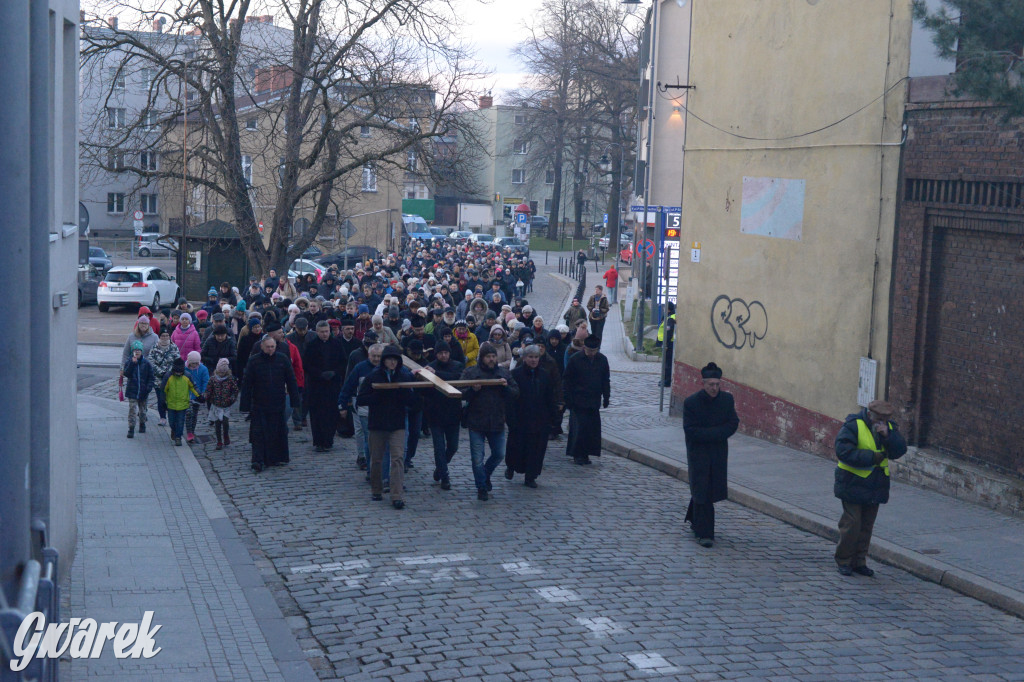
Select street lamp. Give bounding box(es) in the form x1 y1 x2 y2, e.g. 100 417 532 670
598 142 628 266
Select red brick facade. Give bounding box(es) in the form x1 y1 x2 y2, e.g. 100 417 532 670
887 77 1024 477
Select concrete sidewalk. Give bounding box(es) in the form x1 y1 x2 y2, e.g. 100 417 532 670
599 306 1024 619
68 394 317 681
78 343 124 368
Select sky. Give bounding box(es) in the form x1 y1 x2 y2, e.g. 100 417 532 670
452 0 547 100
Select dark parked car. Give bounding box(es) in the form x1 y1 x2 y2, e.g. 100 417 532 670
318 246 382 268
530 216 549 231
289 243 322 259
88 246 113 271
77 264 102 306
495 236 530 256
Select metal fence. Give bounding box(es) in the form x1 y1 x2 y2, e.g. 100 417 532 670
0 522 60 682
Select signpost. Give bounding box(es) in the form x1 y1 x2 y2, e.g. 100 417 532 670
658 214 680 305
132 210 144 236
637 238 656 260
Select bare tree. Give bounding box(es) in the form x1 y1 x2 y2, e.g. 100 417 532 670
81 0 485 274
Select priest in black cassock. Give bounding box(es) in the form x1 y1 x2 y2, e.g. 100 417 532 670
563 336 611 465
683 362 739 547
241 335 300 472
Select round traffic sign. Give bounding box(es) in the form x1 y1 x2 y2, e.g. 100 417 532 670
636 239 656 260
133 210 144 221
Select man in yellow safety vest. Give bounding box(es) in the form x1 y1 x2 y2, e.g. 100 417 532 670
833 399 907 576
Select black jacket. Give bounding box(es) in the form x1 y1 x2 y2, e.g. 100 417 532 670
424 358 466 426
302 336 347 386
509 364 557 434
562 351 610 410
201 335 237 374
356 362 416 431
683 389 740 505
459 363 519 432
834 408 908 505
240 350 299 412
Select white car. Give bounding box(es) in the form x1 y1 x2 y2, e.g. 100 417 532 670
97 266 180 312
599 231 633 250
288 258 324 283
468 233 494 243
136 235 178 257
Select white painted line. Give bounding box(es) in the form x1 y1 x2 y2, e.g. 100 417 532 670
624 652 680 674
501 560 543 576
328 574 370 587
535 586 581 603
291 559 371 574
576 616 625 637
395 553 472 565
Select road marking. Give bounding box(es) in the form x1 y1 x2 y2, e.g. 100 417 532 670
381 567 480 586
501 560 542 576
576 616 625 637
395 553 472 565
535 586 581 603
291 559 370 574
624 652 680 674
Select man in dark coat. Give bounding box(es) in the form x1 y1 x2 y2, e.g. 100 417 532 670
240 335 300 473
683 362 740 547
201 325 237 375
833 399 907 577
357 344 416 509
302 321 347 452
460 342 519 501
562 336 611 465
506 344 558 487
335 316 362 438
424 341 464 491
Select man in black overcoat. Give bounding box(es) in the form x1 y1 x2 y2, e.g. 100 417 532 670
240 335 300 472
683 362 740 547
302 320 347 451
506 344 558 487
563 336 611 465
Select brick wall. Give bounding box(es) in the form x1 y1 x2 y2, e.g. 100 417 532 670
888 77 1024 479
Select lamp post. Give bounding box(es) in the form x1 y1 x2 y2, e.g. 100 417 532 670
598 142 628 265
624 0 657 353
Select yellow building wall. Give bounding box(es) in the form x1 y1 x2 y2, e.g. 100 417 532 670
671 0 911 449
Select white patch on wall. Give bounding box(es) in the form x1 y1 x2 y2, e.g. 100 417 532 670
740 176 805 241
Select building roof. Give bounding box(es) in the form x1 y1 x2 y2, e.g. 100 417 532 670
187 219 238 240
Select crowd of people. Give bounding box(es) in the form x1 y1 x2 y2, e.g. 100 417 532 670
118 239 612 508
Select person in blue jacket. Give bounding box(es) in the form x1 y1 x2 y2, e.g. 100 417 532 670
184 350 210 443
123 340 155 438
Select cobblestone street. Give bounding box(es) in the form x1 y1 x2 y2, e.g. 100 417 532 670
156 266 1024 680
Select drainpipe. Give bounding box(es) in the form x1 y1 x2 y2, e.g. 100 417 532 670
0 0 33 604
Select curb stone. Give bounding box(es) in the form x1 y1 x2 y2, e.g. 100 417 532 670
602 434 1024 620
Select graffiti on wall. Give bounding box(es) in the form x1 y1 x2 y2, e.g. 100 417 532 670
711 295 768 349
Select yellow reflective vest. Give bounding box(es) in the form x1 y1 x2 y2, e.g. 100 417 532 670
657 313 676 342
836 420 890 478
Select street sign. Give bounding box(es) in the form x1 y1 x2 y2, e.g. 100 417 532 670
637 238 656 260
133 221 143 236
515 213 528 224
657 242 679 305
133 210 144 221
603 213 608 225
258 221 264 234
339 219 357 238
691 240 701 263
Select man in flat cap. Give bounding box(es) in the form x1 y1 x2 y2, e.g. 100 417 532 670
683 362 739 547
833 399 907 576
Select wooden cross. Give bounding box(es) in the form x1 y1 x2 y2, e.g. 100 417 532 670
370 354 504 398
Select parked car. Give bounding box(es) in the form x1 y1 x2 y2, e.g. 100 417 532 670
469 233 494 244
77 264 102 306
599 231 633 250
296 244 322 259
619 245 633 264
88 246 113 272
97 266 179 312
288 258 325 283
427 227 448 242
136 235 178 257
447 230 473 242
494 236 530 256
317 246 382 268
530 216 549 231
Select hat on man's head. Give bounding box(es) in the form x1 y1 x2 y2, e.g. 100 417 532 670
196 310 209 320
434 340 451 354
212 312 226 322
478 342 497 357
408 339 424 353
583 336 600 349
867 400 895 418
363 329 379 344
208 287 217 296
247 318 261 330
339 315 355 327
411 315 425 328
700 362 722 379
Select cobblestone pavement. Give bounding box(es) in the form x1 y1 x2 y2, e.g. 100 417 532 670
164 270 1024 680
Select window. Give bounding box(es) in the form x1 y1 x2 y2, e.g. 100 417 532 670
544 198 552 213
514 114 527 125
360 125 371 138
141 193 158 214
107 149 125 171
245 117 257 130
107 193 125 214
106 107 126 129
277 157 286 188
362 164 377 192
241 155 252 185
582 199 590 213
511 168 525 184
140 67 156 89
142 110 158 131
407 150 417 172
140 151 157 171
545 169 555 185
513 138 528 155
529 201 538 214
109 67 125 90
